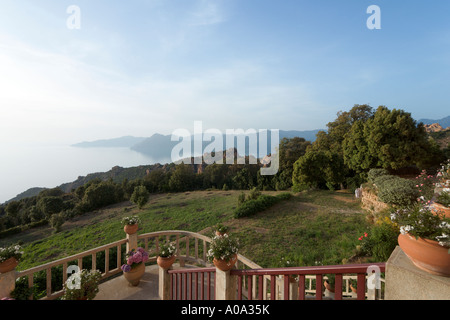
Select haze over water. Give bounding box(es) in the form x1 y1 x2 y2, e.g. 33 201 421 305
0 143 168 204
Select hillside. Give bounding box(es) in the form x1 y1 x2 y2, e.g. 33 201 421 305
4 189 370 271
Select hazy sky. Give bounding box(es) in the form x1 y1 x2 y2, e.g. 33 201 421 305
1 0 450 146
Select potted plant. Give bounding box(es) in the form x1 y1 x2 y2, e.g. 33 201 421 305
207 233 239 271
432 192 450 218
61 269 101 300
122 215 141 235
349 279 357 294
278 257 298 282
215 223 230 237
324 274 335 293
390 204 450 277
157 242 177 270
0 244 23 273
121 247 149 286
433 160 450 218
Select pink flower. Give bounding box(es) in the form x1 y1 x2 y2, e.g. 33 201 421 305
132 251 143 263
364 232 368 237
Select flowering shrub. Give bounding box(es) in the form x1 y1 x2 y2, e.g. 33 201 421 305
121 247 149 272
390 204 450 247
61 269 101 300
413 169 437 204
121 215 141 226
0 244 23 263
207 234 239 263
158 242 176 258
436 191 450 207
436 159 450 182
215 223 229 234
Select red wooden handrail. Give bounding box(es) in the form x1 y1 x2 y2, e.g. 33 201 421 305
231 263 385 300
168 267 216 300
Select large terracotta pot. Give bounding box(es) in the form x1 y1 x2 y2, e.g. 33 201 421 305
0 258 18 273
157 255 176 270
213 254 238 272
324 280 335 293
124 224 138 235
398 233 450 277
431 203 450 218
123 262 145 286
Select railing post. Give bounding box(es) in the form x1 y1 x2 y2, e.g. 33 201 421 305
0 270 16 299
215 268 237 300
126 230 138 253
159 266 172 300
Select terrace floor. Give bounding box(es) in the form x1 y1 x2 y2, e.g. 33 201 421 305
94 263 202 300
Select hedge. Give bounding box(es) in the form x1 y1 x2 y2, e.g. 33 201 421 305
233 193 292 218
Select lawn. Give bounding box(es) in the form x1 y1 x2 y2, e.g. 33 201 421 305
9 189 371 271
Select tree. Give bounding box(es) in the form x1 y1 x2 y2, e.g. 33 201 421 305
49 213 65 233
130 185 150 209
37 196 64 217
168 164 195 192
343 106 444 172
274 137 311 189
292 150 347 190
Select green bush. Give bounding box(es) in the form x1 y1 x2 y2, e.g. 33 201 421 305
130 185 150 209
376 176 419 208
233 193 291 218
373 175 397 188
367 168 390 183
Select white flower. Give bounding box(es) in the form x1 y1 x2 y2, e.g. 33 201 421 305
400 225 414 235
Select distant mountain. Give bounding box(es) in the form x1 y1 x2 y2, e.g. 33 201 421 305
72 136 147 148
4 187 48 204
418 116 450 129
130 130 322 160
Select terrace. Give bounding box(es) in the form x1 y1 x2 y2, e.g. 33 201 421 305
1 229 449 300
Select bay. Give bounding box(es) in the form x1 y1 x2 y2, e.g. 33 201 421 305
0 143 169 204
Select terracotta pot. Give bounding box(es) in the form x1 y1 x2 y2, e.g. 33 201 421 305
157 255 176 270
398 233 450 277
431 203 450 218
324 280 335 293
124 224 138 235
0 258 18 273
123 262 145 286
213 254 238 271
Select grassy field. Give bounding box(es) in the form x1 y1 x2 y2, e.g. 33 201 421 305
4 189 372 271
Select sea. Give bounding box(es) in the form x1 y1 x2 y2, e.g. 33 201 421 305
0 143 168 204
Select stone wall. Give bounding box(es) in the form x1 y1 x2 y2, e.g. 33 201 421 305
360 186 389 215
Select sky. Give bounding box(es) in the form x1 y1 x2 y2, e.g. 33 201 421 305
1 0 450 146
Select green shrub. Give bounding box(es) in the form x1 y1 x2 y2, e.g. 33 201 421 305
130 185 150 209
376 176 419 208
233 193 291 218
373 175 397 188
436 191 450 207
367 168 390 183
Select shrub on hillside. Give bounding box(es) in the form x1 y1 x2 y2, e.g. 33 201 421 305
233 193 292 218
376 176 419 208
130 185 150 209
367 168 390 183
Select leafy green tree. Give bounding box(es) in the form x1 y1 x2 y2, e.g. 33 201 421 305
274 137 311 189
37 196 64 217
49 213 65 233
343 106 444 172
292 150 347 191
5 201 22 216
130 185 150 209
81 181 123 211
168 164 195 192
